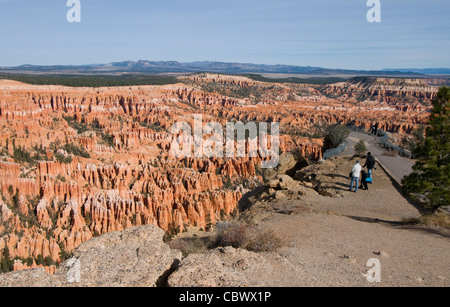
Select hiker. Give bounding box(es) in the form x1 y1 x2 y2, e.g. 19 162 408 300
373 123 379 136
359 171 370 190
363 152 376 179
349 160 362 193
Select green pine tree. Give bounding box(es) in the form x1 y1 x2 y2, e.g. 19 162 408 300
402 87 450 211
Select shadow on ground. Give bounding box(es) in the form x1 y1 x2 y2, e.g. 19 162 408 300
345 215 450 239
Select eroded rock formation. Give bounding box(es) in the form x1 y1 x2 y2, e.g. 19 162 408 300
0 74 438 272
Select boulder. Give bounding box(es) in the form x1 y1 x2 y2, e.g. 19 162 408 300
168 247 285 287
168 252 248 287
262 150 308 182
277 175 298 190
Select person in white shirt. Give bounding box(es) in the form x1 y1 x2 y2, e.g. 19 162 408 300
349 160 362 192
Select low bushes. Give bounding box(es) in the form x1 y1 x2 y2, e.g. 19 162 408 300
168 221 285 257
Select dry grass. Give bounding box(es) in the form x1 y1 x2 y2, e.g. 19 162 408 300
382 150 399 157
403 213 450 229
168 221 285 257
168 236 214 257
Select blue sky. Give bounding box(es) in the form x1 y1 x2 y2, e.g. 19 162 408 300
0 0 449 70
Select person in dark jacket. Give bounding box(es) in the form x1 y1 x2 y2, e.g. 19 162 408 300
359 171 370 190
364 152 376 171
363 152 376 180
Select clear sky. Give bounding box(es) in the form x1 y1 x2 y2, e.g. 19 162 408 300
0 0 449 70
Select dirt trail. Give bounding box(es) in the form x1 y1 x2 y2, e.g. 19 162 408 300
255 156 450 287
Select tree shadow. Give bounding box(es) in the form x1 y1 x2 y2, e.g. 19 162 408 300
331 186 352 192
345 215 450 239
238 185 266 212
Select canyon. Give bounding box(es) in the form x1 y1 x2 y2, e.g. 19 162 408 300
0 74 442 273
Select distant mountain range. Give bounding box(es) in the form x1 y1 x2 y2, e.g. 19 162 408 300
381 68 450 75
1 60 450 77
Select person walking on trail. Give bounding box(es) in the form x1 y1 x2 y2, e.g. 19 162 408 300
349 160 362 193
359 171 370 190
363 152 376 179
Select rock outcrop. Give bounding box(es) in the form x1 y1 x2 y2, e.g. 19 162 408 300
168 246 299 287
0 225 182 287
261 150 309 183
0 225 300 287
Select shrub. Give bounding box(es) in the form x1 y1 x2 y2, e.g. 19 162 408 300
354 140 367 157
215 221 251 248
244 229 285 252
168 237 213 257
168 221 285 257
215 221 284 252
323 124 350 151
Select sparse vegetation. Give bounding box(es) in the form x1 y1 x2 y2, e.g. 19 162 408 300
63 116 89 134
64 116 115 148
54 153 73 164
61 143 90 159
13 146 35 164
168 221 285 257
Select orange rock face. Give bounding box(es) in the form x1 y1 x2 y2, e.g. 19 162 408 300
0 75 439 271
